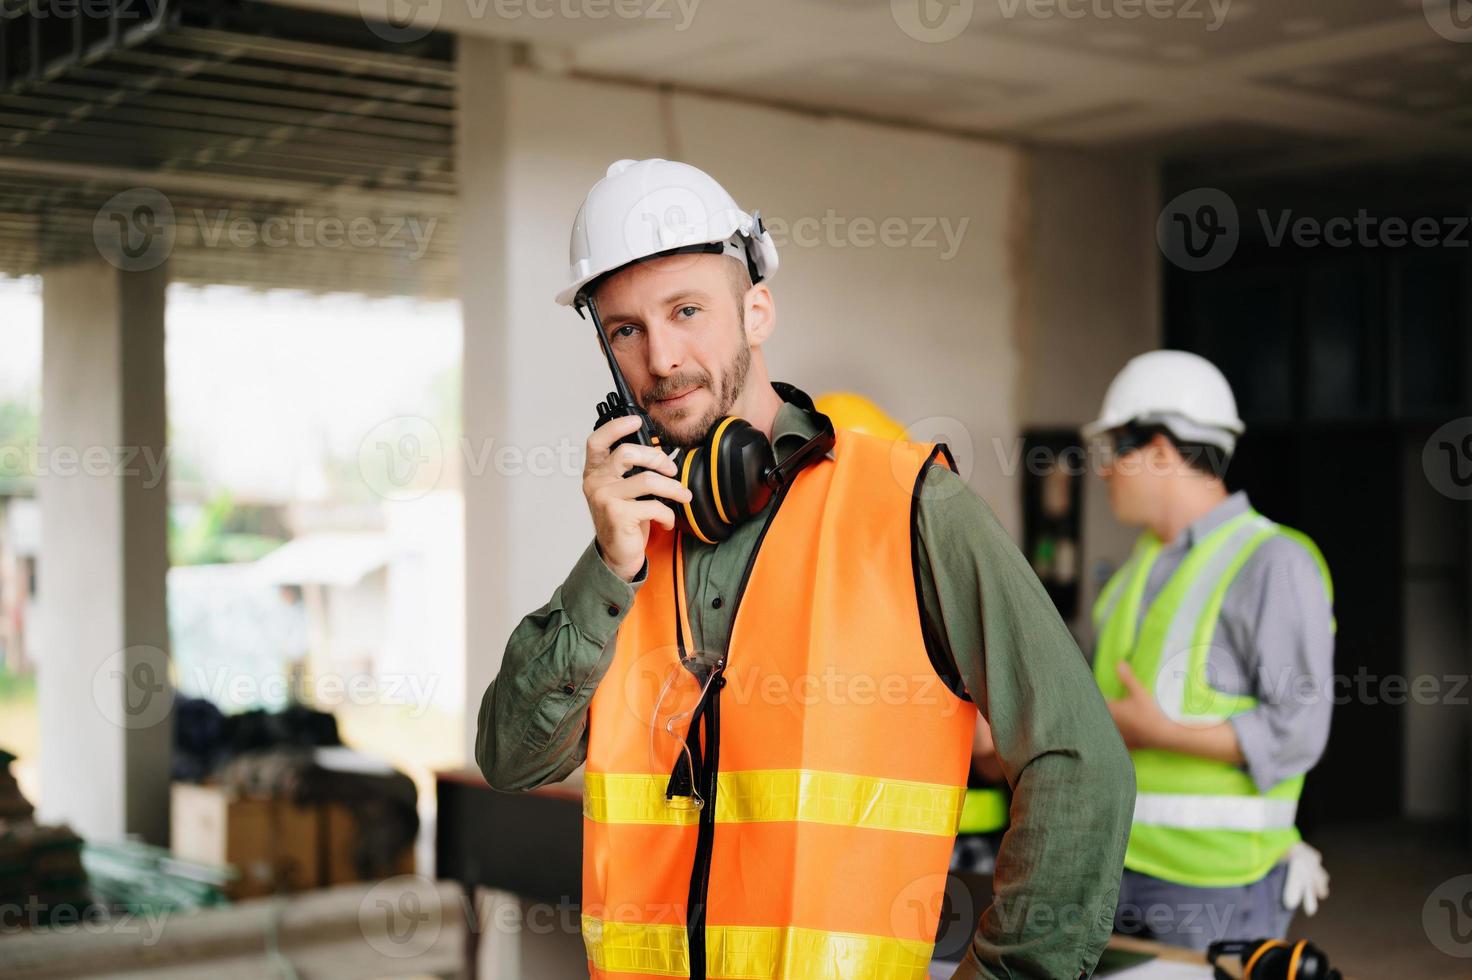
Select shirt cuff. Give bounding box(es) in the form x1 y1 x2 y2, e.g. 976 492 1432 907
560 539 644 647
1228 710 1281 794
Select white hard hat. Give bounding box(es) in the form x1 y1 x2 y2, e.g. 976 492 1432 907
1082 350 1245 454
554 158 779 307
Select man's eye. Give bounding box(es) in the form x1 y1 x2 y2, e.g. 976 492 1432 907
677 305 699 319
613 324 638 339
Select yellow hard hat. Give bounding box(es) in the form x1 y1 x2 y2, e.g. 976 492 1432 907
814 392 906 441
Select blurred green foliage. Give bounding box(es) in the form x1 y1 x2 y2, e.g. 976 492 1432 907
170 491 284 566
0 399 38 484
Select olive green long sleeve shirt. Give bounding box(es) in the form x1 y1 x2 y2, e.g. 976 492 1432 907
476 399 1134 979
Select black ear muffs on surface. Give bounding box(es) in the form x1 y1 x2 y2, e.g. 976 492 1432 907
1207 939 1341 980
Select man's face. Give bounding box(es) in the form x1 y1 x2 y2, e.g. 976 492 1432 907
1099 432 1172 527
594 253 753 449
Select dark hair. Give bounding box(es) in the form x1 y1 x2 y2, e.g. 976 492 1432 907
1118 423 1231 479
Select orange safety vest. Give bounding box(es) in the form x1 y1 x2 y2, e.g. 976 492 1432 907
583 429 978 980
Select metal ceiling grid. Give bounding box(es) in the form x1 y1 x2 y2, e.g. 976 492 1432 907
0 0 458 297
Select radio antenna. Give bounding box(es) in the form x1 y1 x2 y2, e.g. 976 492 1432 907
580 294 639 407
578 293 659 451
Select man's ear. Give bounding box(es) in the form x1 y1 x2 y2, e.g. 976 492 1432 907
742 283 775 345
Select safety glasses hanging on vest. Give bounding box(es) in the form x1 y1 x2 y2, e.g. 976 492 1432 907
649 648 725 811
649 459 830 812
575 249 836 545
648 524 739 811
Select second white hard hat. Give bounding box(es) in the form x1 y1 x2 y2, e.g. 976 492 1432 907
554 158 779 307
1082 350 1245 453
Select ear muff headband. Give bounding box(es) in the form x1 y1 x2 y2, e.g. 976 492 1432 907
1244 940 1289 978
709 416 739 526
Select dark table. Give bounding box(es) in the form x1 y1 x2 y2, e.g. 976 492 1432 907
435 769 583 907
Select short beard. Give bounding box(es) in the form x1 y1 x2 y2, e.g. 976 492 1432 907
647 308 751 450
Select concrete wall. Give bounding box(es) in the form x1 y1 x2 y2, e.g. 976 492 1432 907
1015 148 1160 637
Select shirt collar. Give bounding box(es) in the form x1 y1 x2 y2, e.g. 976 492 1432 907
772 399 837 464
1178 490 1251 549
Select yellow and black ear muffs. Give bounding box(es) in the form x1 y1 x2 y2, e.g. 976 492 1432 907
1207 939 1341 980
670 382 836 545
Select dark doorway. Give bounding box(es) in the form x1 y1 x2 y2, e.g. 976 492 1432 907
1162 165 1472 832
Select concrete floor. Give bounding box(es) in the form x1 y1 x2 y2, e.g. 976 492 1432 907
1288 818 1470 978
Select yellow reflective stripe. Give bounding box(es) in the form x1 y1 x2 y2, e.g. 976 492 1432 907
582 916 933 980
585 771 700 826
709 923 932 980
718 769 964 836
584 769 964 836
583 917 689 976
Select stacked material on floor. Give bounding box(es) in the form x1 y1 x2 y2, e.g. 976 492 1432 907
173 697 343 783
171 700 418 895
0 748 33 822
15 825 87 919
215 746 419 881
0 749 88 927
82 839 234 915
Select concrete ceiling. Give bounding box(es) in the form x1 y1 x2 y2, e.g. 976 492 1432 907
322 0 1472 178
4 0 1465 295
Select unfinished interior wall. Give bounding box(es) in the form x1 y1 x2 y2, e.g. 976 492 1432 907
1015 148 1160 637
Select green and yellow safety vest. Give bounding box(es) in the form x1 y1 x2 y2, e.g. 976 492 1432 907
958 787 1008 834
1092 508 1333 888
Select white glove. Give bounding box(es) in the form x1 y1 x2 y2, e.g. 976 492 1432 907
1282 841 1330 916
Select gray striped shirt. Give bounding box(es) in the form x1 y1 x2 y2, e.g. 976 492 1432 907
1101 491 1336 792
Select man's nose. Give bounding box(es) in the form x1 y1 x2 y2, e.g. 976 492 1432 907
644 325 681 377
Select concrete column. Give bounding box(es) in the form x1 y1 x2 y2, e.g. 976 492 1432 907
38 259 171 845
458 37 515 766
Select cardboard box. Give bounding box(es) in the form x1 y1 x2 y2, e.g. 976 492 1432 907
171 785 411 897
170 784 319 899
171 783 275 898
275 800 320 893
321 803 414 885
321 803 358 886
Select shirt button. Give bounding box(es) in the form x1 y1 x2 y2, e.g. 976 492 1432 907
711 597 723 609
606 604 619 616
562 683 576 695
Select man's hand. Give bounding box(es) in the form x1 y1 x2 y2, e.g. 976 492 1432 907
1106 662 1169 750
584 414 692 582
1107 661 1246 764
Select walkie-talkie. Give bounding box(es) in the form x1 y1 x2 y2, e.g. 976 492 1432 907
578 294 672 505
